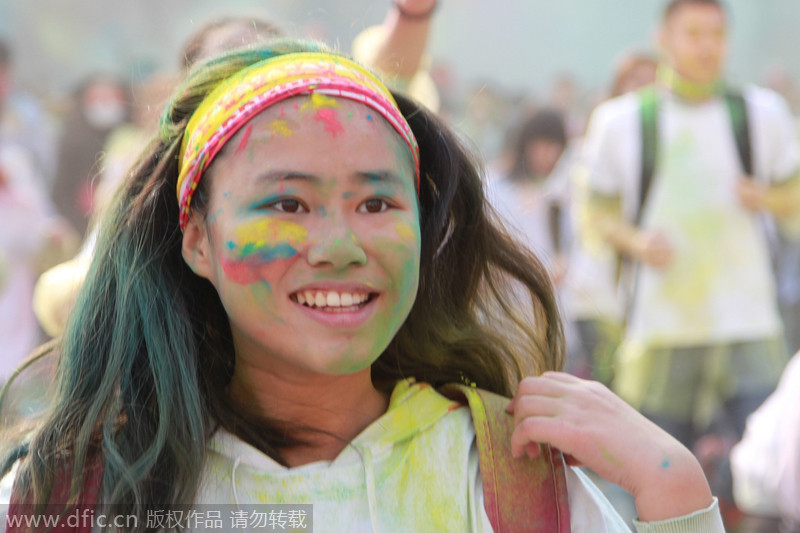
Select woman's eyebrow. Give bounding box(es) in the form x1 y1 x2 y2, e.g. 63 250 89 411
354 171 404 187
257 171 321 184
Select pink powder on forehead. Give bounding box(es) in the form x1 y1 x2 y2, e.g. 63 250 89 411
235 123 254 155
313 109 344 137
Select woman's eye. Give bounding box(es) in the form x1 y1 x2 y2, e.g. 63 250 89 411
359 198 390 214
271 199 306 213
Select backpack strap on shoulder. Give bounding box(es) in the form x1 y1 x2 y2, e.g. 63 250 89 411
439 384 571 533
7 457 103 533
724 89 753 177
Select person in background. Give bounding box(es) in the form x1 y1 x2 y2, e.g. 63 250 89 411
609 52 658 99
0 38 57 187
489 107 570 279
0 134 74 412
50 74 131 239
577 0 800 524
730 349 800 532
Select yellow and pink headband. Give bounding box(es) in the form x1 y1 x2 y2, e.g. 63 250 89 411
176 52 420 229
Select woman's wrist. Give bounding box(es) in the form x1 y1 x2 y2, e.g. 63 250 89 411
632 447 714 522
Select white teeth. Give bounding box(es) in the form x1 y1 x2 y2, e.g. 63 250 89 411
296 290 370 309
326 292 340 307
315 292 326 307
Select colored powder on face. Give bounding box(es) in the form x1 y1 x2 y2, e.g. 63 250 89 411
301 93 341 112
222 219 309 285
366 114 374 122
232 219 308 255
342 191 355 199
269 119 293 137
395 223 416 241
313 109 344 137
661 458 671 468
222 254 296 285
235 124 253 155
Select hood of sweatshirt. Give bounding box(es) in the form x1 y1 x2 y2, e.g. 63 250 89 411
200 379 477 532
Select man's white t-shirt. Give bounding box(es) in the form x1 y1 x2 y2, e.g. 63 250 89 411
582 85 800 346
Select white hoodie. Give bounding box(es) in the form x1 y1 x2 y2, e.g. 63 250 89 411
1 380 723 532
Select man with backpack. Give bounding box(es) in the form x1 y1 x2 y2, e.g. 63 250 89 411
577 0 800 517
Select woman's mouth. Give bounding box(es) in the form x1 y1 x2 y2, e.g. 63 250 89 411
290 289 377 313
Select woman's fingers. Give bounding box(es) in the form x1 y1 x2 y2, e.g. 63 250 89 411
510 414 572 458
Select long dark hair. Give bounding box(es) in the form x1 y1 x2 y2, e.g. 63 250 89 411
1 39 563 527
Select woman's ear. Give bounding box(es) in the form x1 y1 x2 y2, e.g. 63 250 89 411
182 214 215 282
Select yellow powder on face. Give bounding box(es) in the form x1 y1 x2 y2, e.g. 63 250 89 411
300 93 341 112
232 219 308 254
269 119 294 137
394 223 416 241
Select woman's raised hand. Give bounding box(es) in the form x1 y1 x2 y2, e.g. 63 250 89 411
507 372 714 522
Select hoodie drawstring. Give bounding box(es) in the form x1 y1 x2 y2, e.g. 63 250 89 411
231 456 242 506
361 447 382 533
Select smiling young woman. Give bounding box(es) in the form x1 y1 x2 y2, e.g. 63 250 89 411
1 39 723 532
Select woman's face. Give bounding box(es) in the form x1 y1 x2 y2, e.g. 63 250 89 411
183 96 420 376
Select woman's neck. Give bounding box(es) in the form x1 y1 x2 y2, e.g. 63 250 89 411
228 363 389 466
657 63 724 102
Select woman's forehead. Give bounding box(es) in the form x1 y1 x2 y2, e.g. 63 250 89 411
208 95 416 190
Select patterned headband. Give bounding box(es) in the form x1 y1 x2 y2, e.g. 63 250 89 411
175 52 420 229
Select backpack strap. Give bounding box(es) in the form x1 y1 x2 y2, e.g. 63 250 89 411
7 458 103 533
638 85 660 225
637 86 754 222
439 384 571 533
724 89 753 177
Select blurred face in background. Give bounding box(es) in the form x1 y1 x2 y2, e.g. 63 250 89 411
659 2 728 84
81 78 128 130
525 139 564 178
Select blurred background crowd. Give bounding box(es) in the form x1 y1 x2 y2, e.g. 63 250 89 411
1 0 800 531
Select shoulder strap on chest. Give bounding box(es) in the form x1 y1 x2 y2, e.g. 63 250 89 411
724 89 753 177
637 86 754 222
439 384 571 533
638 85 660 225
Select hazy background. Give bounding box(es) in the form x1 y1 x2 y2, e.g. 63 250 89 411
1 0 798 101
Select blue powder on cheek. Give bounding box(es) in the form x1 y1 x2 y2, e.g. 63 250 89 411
366 114 374 122
239 242 300 262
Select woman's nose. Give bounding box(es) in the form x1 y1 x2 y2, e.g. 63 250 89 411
306 217 367 269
